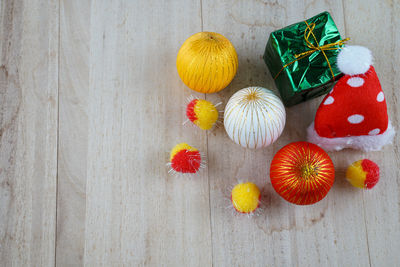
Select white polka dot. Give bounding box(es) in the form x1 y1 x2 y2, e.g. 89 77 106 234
324 96 334 105
347 77 365 87
377 91 384 102
368 128 380 135
347 114 364 124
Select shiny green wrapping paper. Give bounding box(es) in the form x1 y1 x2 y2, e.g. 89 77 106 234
263 12 343 107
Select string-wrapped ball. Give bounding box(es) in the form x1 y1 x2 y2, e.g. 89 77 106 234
169 143 202 174
176 32 238 93
186 98 219 130
231 182 261 214
346 159 379 189
224 87 286 149
270 142 335 205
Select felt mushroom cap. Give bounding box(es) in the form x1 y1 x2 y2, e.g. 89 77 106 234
308 45 395 152
314 66 388 138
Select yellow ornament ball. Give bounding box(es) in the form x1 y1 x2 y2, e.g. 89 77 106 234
231 182 261 214
176 32 238 93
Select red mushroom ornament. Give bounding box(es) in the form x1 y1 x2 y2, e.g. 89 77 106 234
308 46 395 151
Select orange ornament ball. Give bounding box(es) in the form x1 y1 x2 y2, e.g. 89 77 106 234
270 142 335 205
176 32 238 93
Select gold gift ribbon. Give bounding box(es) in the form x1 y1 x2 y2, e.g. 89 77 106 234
274 21 349 80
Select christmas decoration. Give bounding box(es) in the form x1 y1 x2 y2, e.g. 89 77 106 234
346 159 380 189
231 182 261 214
308 46 395 151
224 87 286 149
168 143 204 174
176 32 238 93
270 142 335 205
263 11 348 106
185 96 221 130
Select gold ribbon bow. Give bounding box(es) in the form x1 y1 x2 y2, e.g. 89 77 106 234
274 21 349 80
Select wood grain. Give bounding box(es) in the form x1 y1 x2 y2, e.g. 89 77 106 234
343 1 400 266
56 0 91 265
57 0 212 266
0 0 58 266
0 0 399 266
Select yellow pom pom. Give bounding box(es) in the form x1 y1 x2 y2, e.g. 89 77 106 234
231 182 260 213
194 100 218 130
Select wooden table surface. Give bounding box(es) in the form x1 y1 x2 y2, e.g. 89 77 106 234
1 0 399 266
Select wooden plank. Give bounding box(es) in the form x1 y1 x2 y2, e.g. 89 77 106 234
56 0 91 265
202 1 371 266
57 0 212 265
343 1 400 266
0 0 58 266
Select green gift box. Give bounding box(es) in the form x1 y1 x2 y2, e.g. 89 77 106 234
263 11 347 107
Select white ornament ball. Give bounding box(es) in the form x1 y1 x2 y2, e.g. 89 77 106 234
224 87 286 149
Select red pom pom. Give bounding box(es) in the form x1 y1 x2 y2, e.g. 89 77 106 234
346 159 380 189
186 99 198 123
361 159 380 189
171 149 201 173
